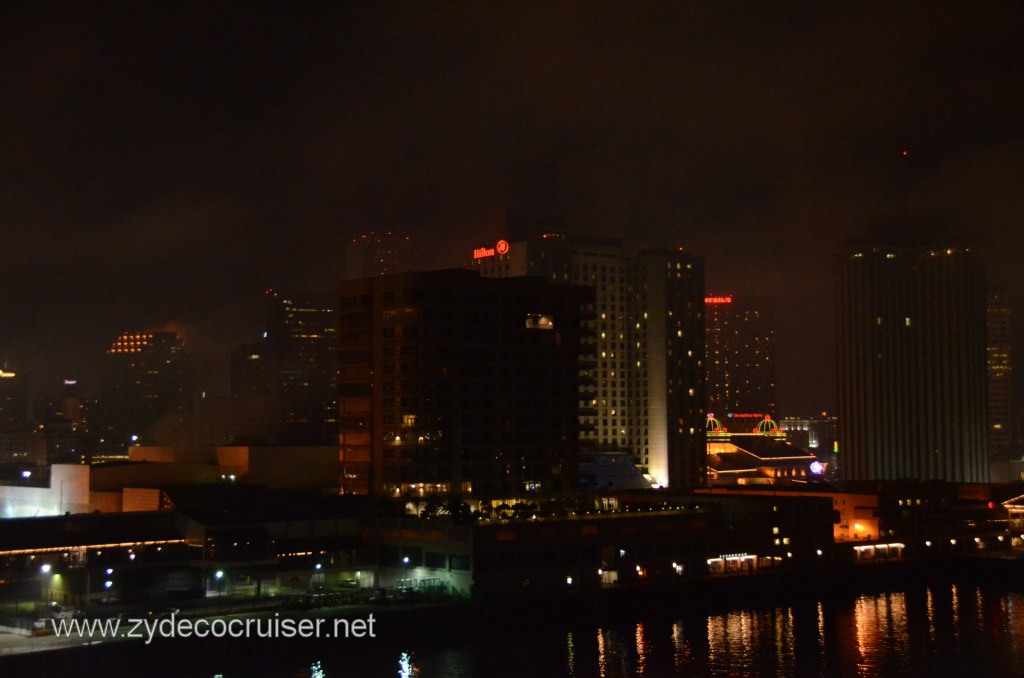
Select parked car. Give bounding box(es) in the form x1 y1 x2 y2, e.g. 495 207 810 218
49 604 76 620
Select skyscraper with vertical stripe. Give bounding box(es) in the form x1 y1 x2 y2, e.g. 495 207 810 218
837 222 987 482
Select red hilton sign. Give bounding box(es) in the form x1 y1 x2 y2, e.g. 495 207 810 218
473 239 510 259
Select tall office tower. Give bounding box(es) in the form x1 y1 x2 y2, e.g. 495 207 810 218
345 231 410 278
263 290 338 445
464 233 706 489
230 341 273 399
0 362 28 432
837 224 988 482
986 293 1013 455
337 269 591 497
33 379 93 463
100 332 192 453
705 295 777 416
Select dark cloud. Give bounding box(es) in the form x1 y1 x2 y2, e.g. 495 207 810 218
1 2 1021 413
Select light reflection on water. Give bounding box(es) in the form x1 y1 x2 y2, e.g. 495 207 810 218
634 623 648 677
182 584 1024 677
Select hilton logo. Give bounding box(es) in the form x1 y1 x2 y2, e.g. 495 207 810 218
473 239 510 259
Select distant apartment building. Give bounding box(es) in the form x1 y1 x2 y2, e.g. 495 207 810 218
463 233 706 489
704 295 777 416
337 269 592 497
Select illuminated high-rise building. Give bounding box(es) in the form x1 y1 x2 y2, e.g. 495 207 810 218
227 292 337 445
837 223 987 482
264 290 338 444
33 379 95 464
705 295 777 417
464 233 706 489
0 362 28 432
986 292 1013 455
345 231 410 278
230 341 272 399
337 269 591 496
100 332 192 454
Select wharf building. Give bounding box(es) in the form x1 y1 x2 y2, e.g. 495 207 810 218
337 269 592 497
704 414 828 485
779 414 839 479
463 233 706 489
704 295 777 416
837 223 988 482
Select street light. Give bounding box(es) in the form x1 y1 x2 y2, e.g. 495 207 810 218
213 570 225 597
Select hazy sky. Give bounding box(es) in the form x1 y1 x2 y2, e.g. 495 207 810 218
1 2 1022 415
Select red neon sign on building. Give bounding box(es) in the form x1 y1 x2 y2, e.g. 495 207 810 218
704 295 733 304
473 239 511 259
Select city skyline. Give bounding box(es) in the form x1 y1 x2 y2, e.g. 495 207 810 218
1 3 1022 418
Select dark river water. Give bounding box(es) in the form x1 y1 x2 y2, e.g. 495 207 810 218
8 574 1024 677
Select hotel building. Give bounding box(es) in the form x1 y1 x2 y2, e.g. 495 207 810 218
837 225 987 482
704 295 777 416
337 269 592 497
464 233 706 489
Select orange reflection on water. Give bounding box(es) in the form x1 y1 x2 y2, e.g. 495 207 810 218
635 623 648 677
707 607 795 674
926 587 936 644
566 631 576 678
671 621 693 670
854 592 909 673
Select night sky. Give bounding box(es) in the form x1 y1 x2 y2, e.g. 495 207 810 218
2 2 1022 416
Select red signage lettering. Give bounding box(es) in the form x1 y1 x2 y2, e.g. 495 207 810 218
473 240 511 259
